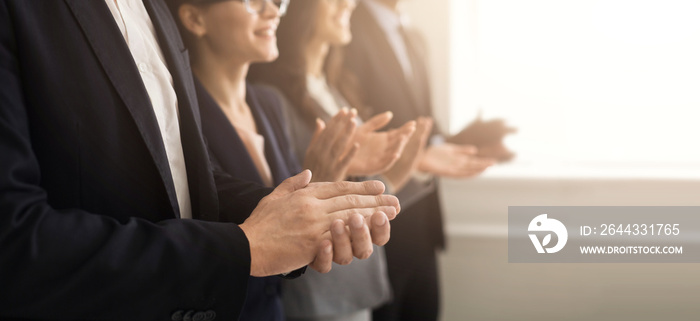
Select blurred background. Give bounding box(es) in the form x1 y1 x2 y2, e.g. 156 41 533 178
401 0 700 319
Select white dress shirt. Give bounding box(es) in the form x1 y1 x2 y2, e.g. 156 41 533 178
306 73 344 116
105 0 192 219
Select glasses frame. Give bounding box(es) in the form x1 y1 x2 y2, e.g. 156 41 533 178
233 0 290 16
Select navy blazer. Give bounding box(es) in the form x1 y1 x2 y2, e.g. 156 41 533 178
0 1 273 320
197 79 301 321
198 80 301 209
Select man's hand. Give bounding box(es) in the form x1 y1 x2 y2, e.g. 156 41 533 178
239 170 400 277
418 143 496 178
346 111 416 177
308 211 391 273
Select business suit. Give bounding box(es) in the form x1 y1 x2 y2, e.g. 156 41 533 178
197 79 300 321
0 1 272 319
345 2 445 320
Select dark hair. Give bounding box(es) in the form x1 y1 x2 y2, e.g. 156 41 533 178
164 0 215 62
247 0 370 126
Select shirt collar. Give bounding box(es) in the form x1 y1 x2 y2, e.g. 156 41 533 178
363 0 404 34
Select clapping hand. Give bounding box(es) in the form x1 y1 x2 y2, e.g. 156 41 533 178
418 143 496 178
382 117 433 191
346 111 416 177
239 170 399 276
303 108 359 183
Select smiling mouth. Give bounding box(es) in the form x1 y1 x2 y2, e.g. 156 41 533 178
254 27 277 37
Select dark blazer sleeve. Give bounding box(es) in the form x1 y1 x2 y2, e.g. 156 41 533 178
0 3 252 320
212 158 274 223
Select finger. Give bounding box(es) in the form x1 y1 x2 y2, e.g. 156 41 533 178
307 118 326 149
306 180 386 199
329 117 357 160
450 158 495 177
349 214 373 260
455 144 478 155
313 113 345 153
323 110 354 157
328 206 398 223
415 118 433 142
396 120 417 138
325 194 400 220
369 212 391 246
326 108 347 129
464 157 497 169
421 118 434 139
267 170 312 199
361 111 393 132
386 121 416 154
330 219 353 265
309 239 333 273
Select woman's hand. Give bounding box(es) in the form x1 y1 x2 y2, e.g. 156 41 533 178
382 117 433 192
418 142 496 178
302 108 359 182
346 111 416 177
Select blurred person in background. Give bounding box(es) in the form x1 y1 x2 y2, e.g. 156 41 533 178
344 0 514 320
248 0 435 320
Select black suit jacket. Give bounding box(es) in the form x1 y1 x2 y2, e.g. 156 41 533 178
0 1 271 319
345 2 445 250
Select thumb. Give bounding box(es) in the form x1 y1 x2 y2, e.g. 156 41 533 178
361 111 393 132
269 169 312 199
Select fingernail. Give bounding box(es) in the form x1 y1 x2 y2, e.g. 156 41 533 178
374 213 387 226
325 244 332 254
351 215 364 229
334 222 345 235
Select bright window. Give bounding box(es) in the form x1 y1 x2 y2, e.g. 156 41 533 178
450 0 700 164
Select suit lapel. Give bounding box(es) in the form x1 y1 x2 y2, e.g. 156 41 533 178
64 0 181 218
247 85 289 186
143 0 220 221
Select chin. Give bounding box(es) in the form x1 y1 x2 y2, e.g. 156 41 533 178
254 51 279 63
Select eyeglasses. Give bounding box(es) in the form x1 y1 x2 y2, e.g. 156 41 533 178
196 0 289 16
326 0 356 4
233 0 290 16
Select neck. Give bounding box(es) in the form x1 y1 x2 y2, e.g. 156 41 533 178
192 48 249 112
305 38 330 78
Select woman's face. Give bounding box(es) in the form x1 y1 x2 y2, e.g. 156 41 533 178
312 0 357 46
196 1 281 64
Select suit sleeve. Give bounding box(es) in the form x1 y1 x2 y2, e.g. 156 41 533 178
0 3 251 320
210 154 275 221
